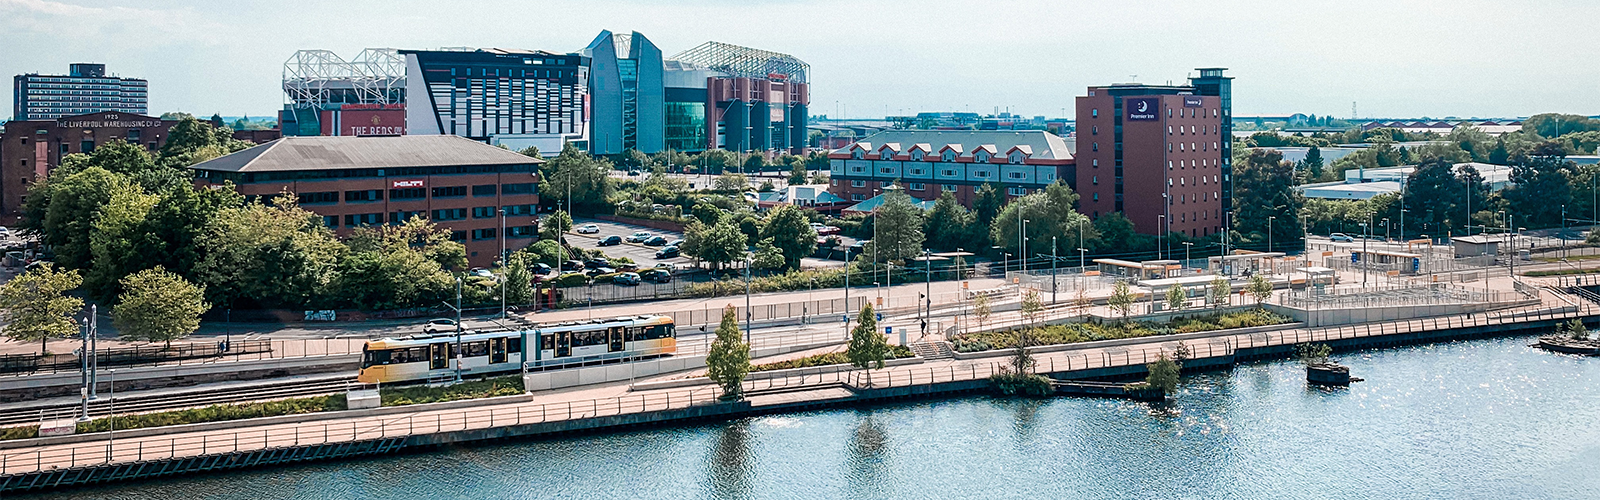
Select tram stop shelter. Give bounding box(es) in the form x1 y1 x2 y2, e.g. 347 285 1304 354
1208 252 1286 277
1094 258 1180 280
1351 248 1423 274
1451 235 1500 258
1290 266 1337 290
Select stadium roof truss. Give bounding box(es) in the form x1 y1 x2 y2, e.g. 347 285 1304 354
282 48 406 108
668 41 809 84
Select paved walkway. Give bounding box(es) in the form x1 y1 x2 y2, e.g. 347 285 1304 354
0 291 1585 476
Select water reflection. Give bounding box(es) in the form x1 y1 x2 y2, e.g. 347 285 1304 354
705 420 753 500
1009 398 1043 447
845 412 888 497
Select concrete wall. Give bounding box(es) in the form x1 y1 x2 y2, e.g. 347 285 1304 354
1268 300 1537 327
0 355 358 402
522 340 841 392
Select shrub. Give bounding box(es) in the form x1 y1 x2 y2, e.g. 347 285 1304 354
989 372 1054 397
950 310 1291 353
381 375 524 406
551 273 590 288
75 395 347 433
0 425 39 441
750 345 913 372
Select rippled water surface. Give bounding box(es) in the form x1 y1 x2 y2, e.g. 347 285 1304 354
29 335 1600 500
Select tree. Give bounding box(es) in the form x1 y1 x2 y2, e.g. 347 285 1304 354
741 153 765 173
1092 212 1139 253
706 306 751 400
750 238 785 271
973 183 1004 228
787 161 807 185
847 304 889 371
332 218 460 310
1208 275 1231 308
1302 145 1325 179
1246 274 1274 306
194 196 345 309
924 191 978 252
112 267 208 347
539 144 614 214
759 205 817 270
86 183 161 302
0 264 84 355
1015 290 1043 374
517 146 542 158
685 220 747 270
990 181 1095 258
1503 152 1574 228
1166 283 1187 311
539 210 574 243
714 173 749 192
1108 280 1135 319
504 252 535 306
1295 343 1332 366
1488 138 1510 165
1143 354 1180 395
1232 149 1303 248
973 293 992 330
867 187 925 262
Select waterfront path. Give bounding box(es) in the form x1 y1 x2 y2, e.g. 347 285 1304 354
1 290 1590 478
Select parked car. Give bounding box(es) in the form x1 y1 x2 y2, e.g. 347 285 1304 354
667 239 683 248
532 263 553 276
470 268 496 279
583 257 609 269
627 231 652 243
423 318 457 333
809 223 840 236
598 235 623 246
613 272 642 286
585 266 615 277
1330 233 1354 243
655 245 680 259
576 224 600 234
616 262 640 272
0 227 11 238
644 236 669 246
641 268 672 283
561 259 585 272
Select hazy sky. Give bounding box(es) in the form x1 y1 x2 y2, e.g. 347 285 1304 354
3 0 1596 121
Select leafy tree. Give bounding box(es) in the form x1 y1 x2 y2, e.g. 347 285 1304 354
866 187 925 262
973 293 992 330
759 205 817 270
195 196 345 309
1301 145 1325 179
973 183 1004 227
540 210 574 242
86 183 160 302
924 191 978 252
990 181 1095 258
1092 212 1139 253
1503 152 1574 227
1402 156 1480 235
0 264 84 354
43 167 136 270
1232 149 1303 248
332 218 461 310
1015 290 1043 374
539 144 614 214
741 153 765 173
1166 283 1186 311
1488 138 1510 165
1108 280 1135 319
847 304 889 371
526 239 564 268
705 305 751 400
691 202 723 226
1208 275 1231 307
787 161 807 185
758 180 776 192
517 146 542 158
1246 274 1274 306
158 117 251 169
1143 354 1180 395
142 185 244 281
714 173 749 192
696 149 736 174
112 267 208 347
685 220 747 270
751 238 785 271
1295 343 1332 366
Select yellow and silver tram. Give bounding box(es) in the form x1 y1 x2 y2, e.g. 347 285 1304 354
357 315 676 384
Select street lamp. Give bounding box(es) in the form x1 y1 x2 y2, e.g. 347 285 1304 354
1267 216 1276 253
1158 215 1166 260
1182 241 1194 269
744 253 752 343
1359 220 1370 287
1051 236 1059 304
499 208 508 319
1381 217 1390 243
440 276 464 382
1020 218 1030 275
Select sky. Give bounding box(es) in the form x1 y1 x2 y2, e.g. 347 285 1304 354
3 0 1597 122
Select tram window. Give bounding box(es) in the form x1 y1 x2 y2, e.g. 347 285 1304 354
390 347 427 364
665 325 675 338
466 341 489 357
508 338 522 353
363 349 391 368
541 335 554 350
625 327 644 342
579 330 605 347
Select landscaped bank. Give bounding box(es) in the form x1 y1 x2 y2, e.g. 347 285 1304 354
951 309 1292 352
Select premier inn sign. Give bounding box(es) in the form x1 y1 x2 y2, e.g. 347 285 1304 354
1126 97 1159 121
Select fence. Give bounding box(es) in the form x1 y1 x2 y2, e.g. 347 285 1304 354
1276 283 1529 311
2 296 1589 478
553 279 689 307
0 339 366 378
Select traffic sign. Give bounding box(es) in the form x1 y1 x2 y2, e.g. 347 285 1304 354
885 326 892 334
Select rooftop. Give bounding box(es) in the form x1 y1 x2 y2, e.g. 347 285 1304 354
188 135 542 173
835 130 1075 161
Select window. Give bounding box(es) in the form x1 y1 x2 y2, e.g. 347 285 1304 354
973 170 990 178
942 169 956 176
1167 126 1172 135
450 230 467 242
1167 109 1173 117
1008 152 1023 164
880 181 892 188
502 204 536 216
880 166 895 174
297 191 338 204
472 228 497 240
975 152 989 163
1007 172 1025 180
392 210 425 223
472 184 497 196
1092 159 1098 167
1092 142 1098 152
322 216 338 228
507 225 537 238
1092 109 1098 118
126 129 140 141
910 151 924 162
831 180 838 186
1092 126 1098 135
852 150 864 160
1092 175 1098 185
473 206 498 219
942 184 956 192
345 190 383 202
432 208 467 221
1092 193 1099 201
502 183 536 195
850 180 866 188
344 213 383 226
911 168 923 175
432 186 467 198
851 194 866 201
390 188 426 200
943 151 956 162
880 151 893 160
80 140 95 154
909 183 925 191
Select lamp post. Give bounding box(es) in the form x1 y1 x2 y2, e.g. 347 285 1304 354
1267 216 1275 254
843 245 851 340
1020 217 1030 275
439 276 464 383
1051 236 1059 305
499 208 508 319
923 249 932 337
1158 215 1166 260
744 253 752 344
1182 241 1194 269
105 368 115 464
1359 220 1370 287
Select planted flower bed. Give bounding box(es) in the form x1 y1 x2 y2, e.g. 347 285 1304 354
750 345 915 372
951 310 1291 353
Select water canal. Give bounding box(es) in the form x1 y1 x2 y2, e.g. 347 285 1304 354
27 335 1600 499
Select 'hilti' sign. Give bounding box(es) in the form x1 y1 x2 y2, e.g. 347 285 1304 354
392 179 425 188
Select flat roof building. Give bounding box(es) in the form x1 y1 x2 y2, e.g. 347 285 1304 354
13 63 148 120
401 48 590 156
0 111 177 217
189 136 542 267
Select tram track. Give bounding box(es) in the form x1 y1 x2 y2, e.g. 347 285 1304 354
0 375 358 428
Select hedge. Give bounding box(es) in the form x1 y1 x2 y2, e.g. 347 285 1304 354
381 375 524 406
750 345 914 372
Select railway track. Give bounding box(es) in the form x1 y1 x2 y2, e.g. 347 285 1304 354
0 375 358 428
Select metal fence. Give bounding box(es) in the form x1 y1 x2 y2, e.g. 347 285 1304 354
1276 283 1531 310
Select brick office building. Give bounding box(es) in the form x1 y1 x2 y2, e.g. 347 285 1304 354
1075 69 1232 238
189 135 541 266
0 111 178 218
825 130 1074 206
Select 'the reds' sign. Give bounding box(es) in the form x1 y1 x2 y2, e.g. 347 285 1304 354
391 179 424 188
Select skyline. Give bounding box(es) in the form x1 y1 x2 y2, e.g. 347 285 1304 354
3 0 1599 121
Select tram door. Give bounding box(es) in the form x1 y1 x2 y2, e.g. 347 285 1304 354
429 342 449 370
490 338 507 364
608 326 625 352
556 332 571 357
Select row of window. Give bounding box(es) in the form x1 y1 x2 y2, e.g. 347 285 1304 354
1087 107 1218 119
320 211 537 236
849 164 1045 179
851 149 1033 164
1169 142 1219 153
840 183 1035 201
294 184 535 204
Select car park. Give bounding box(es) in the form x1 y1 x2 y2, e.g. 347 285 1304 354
562 260 585 272
644 236 669 246
598 235 623 246
655 245 680 259
423 318 457 333
576 224 600 234
613 272 641 286
627 231 652 243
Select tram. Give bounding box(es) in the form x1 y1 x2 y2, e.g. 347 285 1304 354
357 315 676 384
